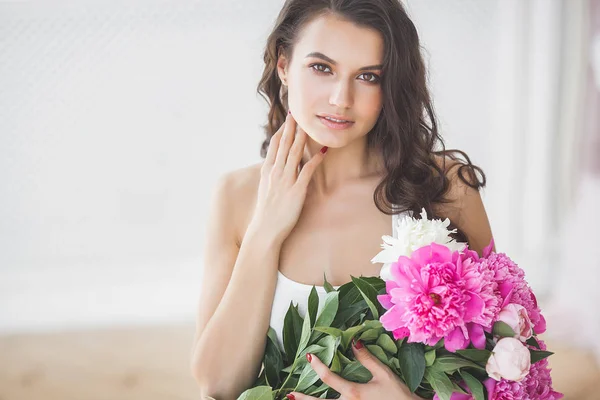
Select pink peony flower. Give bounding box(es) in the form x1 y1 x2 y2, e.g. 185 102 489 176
486 337 531 382
482 249 546 335
378 243 499 350
497 303 534 341
489 379 525 400
521 339 564 399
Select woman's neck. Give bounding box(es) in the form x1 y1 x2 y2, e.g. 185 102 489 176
302 137 385 199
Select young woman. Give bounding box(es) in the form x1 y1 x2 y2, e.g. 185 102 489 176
191 0 494 399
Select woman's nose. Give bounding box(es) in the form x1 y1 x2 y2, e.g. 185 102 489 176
329 79 353 109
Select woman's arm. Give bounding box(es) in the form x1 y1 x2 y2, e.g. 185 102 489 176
190 168 282 400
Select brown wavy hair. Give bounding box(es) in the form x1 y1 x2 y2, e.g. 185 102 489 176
256 0 485 243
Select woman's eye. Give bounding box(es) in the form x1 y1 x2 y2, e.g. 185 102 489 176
359 73 381 84
310 63 331 74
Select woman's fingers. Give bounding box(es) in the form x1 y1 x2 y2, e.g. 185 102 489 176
303 353 357 397
273 113 297 172
264 125 283 168
296 146 327 188
284 126 307 179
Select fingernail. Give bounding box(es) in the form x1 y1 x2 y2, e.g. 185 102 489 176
286 394 296 400
306 353 312 362
288 110 291 115
352 339 364 349
320 146 328 154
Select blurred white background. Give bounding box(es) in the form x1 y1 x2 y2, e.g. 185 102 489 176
0 0 598 379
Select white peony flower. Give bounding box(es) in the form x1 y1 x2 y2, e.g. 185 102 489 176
372 208 467 281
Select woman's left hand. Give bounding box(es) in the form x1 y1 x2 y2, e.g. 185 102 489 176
287 339 422 400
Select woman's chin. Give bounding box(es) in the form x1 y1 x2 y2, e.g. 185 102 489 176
306 126 351 147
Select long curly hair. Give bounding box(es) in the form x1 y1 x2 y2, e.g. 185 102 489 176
256 0 485 242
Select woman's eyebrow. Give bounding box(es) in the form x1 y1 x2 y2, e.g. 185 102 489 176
305 52 383 71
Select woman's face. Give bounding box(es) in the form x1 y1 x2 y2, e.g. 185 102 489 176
278 13 384 149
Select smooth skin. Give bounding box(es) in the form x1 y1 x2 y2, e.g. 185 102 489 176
191 13 494 400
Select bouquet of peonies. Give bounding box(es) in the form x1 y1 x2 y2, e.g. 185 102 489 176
238 209 563 400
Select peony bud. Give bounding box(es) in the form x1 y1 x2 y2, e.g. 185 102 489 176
497 303 534 341
486 337 531 382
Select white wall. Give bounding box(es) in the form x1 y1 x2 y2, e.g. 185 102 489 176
0 0 570 333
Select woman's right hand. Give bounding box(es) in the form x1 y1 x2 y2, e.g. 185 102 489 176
248 112 327 245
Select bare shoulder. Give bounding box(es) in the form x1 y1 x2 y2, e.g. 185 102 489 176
432 154 495 255
215 161 263 246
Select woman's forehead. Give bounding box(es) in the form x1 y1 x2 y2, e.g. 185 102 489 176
293 14 384 68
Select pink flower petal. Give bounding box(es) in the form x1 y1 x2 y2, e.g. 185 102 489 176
393 327 410 340
464 292 485 321
412 243 452 266
445 326 469 352
391 257 419 288
467 323 486 349
483 378 496 398
534 313 547 334
377 294 394 310
483 238 495 258
385 279 399 292
380 304 405 331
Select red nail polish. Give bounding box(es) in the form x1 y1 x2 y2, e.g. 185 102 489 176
288 110 291 115
320 146 328 154
286 394 296 400
353 339 364 349
306 353 312 362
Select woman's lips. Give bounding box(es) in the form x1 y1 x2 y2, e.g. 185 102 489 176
317 116 355 130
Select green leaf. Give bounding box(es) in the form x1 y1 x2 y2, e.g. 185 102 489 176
264 327 283 387
340 360 373 383
336 350 353 365
456 349 492 364
452 381 469 394
313 326 342 338
361 276 386 291
283 302 304 363
296 307 313 358
337 284 363 310
359 328 382 342
376 334 398 354
333 300 368 327
424 368 454 400
366 344 389 365
295 362 320 392
331 351 342 373
316 334 340 366
315 291 339 329
424 350 436 367
526 336 541 349
236 385 274 400
340 325 367 350
350 276 380 319
306 381 330 396
296 345 326 369
308 286 319 328
492 321 516 338
431 355 486 373
460 370 485 400
530 349 554 364
363 320 383 329
398 342 426 393
323 272 335 293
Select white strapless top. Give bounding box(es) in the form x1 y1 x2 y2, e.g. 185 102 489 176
269 210 408 351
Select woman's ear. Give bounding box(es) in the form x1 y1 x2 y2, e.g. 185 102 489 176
277 53 289 86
